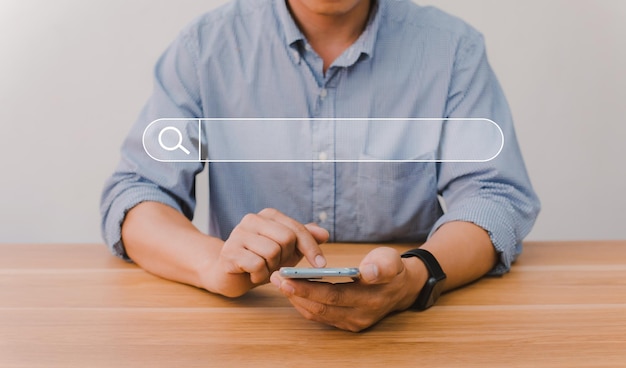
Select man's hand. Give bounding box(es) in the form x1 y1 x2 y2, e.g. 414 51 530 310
269 247 428 332
206 208 329 298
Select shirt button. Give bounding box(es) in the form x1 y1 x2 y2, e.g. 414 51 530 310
318 151 328 161
318 211 328 222
320 88 328 99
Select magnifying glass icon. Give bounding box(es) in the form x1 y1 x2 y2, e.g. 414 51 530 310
158 127 191 155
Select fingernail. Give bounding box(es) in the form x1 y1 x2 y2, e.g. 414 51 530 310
362 264 378 282
315 255 327 268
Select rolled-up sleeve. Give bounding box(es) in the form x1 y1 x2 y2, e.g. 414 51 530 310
430 31 541 275
100 28 205 261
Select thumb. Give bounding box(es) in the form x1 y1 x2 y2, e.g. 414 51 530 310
359 247 404 285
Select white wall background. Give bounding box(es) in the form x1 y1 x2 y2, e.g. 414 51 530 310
1 0 624 243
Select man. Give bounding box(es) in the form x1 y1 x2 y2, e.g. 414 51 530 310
101 0 540 332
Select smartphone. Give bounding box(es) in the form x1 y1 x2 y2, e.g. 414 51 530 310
279 267 360 283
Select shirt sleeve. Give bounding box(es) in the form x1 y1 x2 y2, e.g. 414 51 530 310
100 28 205 261
430 31 541 275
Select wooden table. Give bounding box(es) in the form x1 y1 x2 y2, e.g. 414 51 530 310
1 241 625 367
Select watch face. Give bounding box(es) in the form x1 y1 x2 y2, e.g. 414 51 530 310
424 278 439 308
428 278 446 307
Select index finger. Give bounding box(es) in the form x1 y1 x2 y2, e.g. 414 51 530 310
258 208 327 267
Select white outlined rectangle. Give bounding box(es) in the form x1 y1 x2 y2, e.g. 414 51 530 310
142 118 504 163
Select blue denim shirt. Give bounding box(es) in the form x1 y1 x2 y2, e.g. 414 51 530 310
101 0 540 274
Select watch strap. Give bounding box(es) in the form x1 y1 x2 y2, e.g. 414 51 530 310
401 248 447 310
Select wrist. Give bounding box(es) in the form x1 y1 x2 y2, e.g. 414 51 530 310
397 256 429 311
401 248 447 310
198 237 257 298
192 236 224 291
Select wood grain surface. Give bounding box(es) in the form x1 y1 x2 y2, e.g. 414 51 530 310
1 241 625 367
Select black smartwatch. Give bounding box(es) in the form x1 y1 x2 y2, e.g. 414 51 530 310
401 248 447 311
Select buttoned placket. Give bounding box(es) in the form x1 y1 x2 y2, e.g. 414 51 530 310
310 73 338 241
291 35 362 241
295 42 342 241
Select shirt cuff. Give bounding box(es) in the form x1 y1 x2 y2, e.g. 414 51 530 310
101 186 184 262
428 196 523 275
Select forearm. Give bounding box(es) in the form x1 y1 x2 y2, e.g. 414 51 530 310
420 221 498 291
121 201 221 290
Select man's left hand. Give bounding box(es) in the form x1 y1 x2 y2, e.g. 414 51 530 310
270 247 427 332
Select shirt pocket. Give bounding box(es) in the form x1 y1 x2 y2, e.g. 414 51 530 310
355 151 440 241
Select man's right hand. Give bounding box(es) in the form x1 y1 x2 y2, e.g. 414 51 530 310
204 208 329 297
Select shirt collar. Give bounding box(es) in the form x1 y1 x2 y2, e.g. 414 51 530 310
274 0 306 47
356 0 382 59
274 0 383 61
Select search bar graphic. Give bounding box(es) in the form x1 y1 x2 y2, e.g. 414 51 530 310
142 118 504 163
